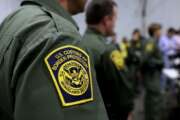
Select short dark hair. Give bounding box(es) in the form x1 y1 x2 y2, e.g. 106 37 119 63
178 29 180 34
168 27 176 34
148 23 162 37
133 28 141 35
86 0 117 25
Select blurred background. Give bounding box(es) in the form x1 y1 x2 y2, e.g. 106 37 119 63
0 0 180 40
1 0 180 41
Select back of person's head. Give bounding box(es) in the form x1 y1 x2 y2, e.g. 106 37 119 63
148 23 162 37
177 28 180 35
122 37 128 43
132 28 142 41
86 0 117 25
133 28 141 35
168 27 176 34
167 27 176 38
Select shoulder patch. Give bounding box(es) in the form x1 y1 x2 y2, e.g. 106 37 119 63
44 45 93 107
110 50 125 70
145 43 154 52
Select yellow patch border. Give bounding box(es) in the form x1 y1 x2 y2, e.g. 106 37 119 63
44 45 94 107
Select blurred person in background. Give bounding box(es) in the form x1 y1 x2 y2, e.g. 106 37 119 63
82 0 136 120
174 29 180 51
119 37 130 59
130 29 145 66
129 29 145 95
106 33 118 45
167 28 180 120
142 23 164 120
159 28 176 68
159 28 179 95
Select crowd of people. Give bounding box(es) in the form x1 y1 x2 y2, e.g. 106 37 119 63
118 27 180 120
120 27 180 91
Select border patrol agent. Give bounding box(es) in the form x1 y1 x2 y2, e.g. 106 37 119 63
0 0 109 120
82 1 135 120
128 29 145 94
142 23 163 120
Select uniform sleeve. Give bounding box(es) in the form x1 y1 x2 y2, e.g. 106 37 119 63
98 48 135 110
12 35 108 120
143 41 163 70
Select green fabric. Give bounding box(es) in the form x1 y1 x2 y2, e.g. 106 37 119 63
21 0 78 28
0 2 108 120
143 39 163 71
129 38 163 120
143 39 163 120
82 28 107 65
144 71 163 120
81 27 135 115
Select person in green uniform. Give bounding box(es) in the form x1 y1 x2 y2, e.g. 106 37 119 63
142 23 164 120
0 0 109 120
129 29 145 95
119 37 130 59
82 1 135 120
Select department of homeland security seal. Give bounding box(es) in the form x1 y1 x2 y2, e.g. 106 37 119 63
45 45 93 107
59 60 89 96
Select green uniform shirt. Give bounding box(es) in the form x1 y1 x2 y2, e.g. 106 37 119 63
143 39 163 120
142 38 163 73
0 0 108 120
81 28 135 114
129 40 144 65
129 38 163 73
132 38 163 120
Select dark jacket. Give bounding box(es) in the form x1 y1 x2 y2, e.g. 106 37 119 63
82 28 135 115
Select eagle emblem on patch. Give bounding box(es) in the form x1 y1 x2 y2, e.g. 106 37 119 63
44 45 93 107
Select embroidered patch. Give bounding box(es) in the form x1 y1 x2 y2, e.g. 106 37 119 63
145 43 154 53
110 50 125 70
44 45 93 107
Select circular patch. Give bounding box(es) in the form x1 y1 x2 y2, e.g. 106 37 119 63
58 60 89 96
